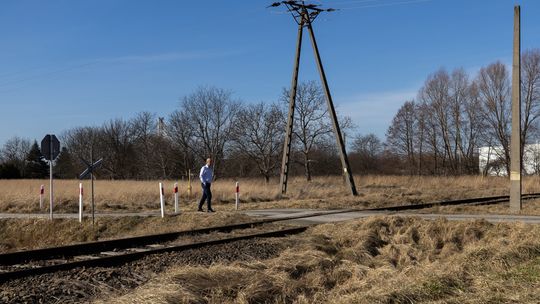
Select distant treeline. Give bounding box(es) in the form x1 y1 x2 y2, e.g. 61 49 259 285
0 82 378 181
386 49 540 175
2 49 540 180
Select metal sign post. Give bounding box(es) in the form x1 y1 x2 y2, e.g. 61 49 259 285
41 134 60 220
79 151 103 226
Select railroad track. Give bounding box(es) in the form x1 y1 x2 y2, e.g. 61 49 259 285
370 192 540 212
0 221 307 283
1 192 539 283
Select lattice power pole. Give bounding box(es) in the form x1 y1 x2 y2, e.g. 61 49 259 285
269 1 358 196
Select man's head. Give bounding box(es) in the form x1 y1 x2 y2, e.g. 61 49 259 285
206 158 212 166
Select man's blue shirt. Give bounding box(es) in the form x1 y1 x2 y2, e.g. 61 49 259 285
200 165 213 184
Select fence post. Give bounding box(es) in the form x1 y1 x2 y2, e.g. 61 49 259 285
160 182 165 218
174 182 179 213
79 183 83 223
235 181 239 211
39 185 44 209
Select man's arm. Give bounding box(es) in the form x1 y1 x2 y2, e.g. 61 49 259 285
200 166 206 184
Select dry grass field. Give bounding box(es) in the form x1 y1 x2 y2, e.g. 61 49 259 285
2 176 540 302
100 216 540 304
2 175 540 213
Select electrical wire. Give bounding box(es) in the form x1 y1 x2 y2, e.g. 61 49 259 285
337 0 432 10
0 61 100 89
320 0 379 5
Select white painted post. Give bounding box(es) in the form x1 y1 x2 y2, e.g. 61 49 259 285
159 182 165 218
235 181 239 211
79 183 83 223
39 185 44 209
174 182 179 213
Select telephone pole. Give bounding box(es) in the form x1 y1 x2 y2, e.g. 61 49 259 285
510 5 521 212
269 1 358 196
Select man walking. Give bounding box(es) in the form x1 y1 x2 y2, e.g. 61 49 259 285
198 158 215 212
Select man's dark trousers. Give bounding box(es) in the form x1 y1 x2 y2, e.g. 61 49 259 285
198 182 212 211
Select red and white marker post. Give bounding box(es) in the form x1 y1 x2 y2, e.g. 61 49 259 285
39 185 44 209
159 182 165 218
235 181 239 211
174 182 179 213
79 183 83 223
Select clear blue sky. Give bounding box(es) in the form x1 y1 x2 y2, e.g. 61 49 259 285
0 0 539 146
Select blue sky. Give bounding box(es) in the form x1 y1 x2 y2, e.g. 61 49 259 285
0 0 539 147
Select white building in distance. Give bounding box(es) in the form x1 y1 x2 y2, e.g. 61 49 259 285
479 143 540 176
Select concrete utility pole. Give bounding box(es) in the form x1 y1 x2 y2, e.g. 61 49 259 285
271 1 358 196
510 5 522 212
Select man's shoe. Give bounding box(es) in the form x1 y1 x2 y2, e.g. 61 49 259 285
207 209 215 213
197 209 204 212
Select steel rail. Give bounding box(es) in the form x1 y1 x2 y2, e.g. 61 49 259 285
0 226 307 283
0 220 282 266
372 192 540 212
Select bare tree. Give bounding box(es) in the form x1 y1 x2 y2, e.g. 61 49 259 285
148 135 177 179
168 109 196 175
100 119 137 179
0 136 31 176
282 80 335 181
448 68 470 172
476 62 511 174
180 86 241 177
131 111 157 178
462 81 485 172
386 100 417 174
351 133 383 174
62 126 101 176
231 102 284 183
521 49 540 158
419 69 457 173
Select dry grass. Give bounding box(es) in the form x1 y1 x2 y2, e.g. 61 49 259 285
2 175 539 213
0 212 252 253
102 216 540 304
419 199 540 216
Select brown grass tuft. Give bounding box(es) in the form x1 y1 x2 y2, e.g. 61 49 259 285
103 216 540 303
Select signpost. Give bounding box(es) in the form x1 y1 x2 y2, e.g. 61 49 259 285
79 153 103 226
41 134 60 220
